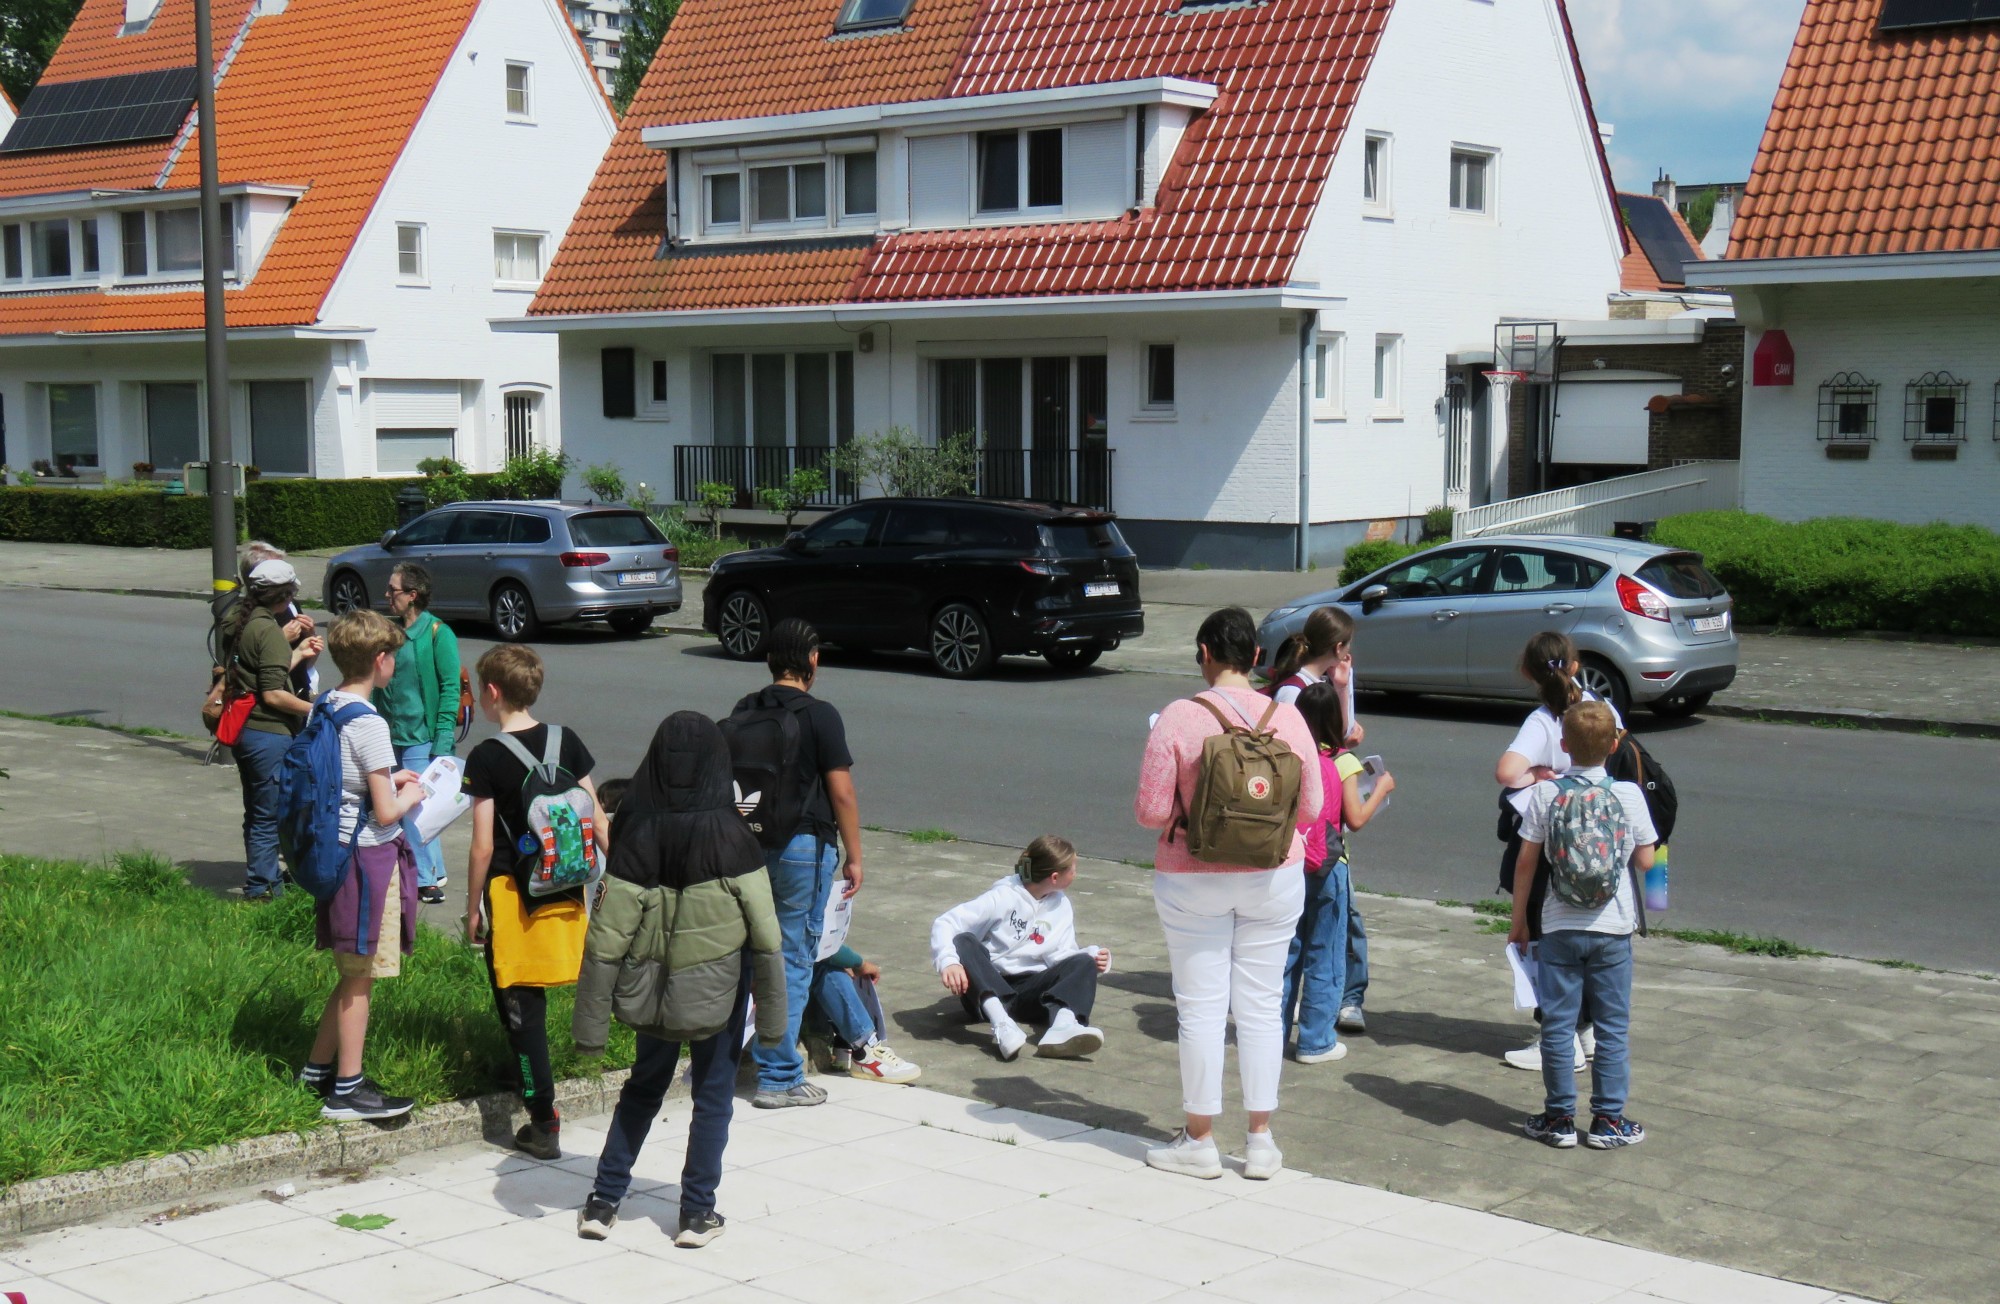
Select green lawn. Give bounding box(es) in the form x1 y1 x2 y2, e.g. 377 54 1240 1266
0 853 634 1185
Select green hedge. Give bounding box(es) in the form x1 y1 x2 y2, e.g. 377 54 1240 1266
0 486 213 548
1337 538 1423 585
1653 511 2000 636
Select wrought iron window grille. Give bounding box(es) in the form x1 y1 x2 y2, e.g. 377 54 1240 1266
1904 371 1968 444
1817 372 1878 443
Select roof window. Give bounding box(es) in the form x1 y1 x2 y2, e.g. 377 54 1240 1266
834 0 915 33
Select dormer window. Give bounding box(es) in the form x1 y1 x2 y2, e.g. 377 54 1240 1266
834 0 915 33
977 128 1062 214
751 161 827 226
706 172 742 230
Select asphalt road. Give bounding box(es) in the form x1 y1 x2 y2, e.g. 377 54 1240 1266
1 585 1993 973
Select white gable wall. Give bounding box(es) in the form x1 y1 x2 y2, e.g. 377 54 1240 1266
320 0 613 477
1298 0 1623 524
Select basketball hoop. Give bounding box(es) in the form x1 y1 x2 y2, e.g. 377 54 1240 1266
1482 370 1525 386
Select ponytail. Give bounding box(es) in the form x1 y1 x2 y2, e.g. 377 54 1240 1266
1520 630 1581 719
1267 606 1355 683
1015 834 1077 885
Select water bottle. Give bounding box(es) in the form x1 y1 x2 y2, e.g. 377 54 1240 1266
1643 843 1670 914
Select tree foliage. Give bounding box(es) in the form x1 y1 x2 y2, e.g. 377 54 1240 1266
0 0 82 106
830 429 978 499
1683 188 1718 242
610 0 679 115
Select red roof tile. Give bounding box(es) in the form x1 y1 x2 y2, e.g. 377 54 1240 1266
1734 0 2000 259
1616 191 1706 292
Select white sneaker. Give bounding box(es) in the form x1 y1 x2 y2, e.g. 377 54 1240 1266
1296 1042 1348 1065
1579 1025 1597 1061
850 1040 921 1084
1035 1020 1104 1059
1145 1129 1223 1180
1502 1037 1587 1072
992 1020 1028 1061
1243 1131 1283 1181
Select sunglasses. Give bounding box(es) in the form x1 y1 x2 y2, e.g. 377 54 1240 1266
386 585 412 596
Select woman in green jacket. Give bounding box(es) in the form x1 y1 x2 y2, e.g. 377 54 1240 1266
574 711 787 1248
376 562 461 904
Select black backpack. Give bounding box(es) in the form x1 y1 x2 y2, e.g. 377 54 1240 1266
1607 731 1678 844
719 691 818 850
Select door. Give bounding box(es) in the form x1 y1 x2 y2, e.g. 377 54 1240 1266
1462 545 1602 692
1347 546 1490 690
428 509 514 614
876 503 963 644
780 504 883 638
1030 356 1071 502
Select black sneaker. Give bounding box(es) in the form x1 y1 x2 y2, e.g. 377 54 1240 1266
515 1118 561 1161
321 1079 415 1122
577 1194 619 1241
675 1209 726 1248
295 1068 334 1100
1585 1114 1646 1150
419 886 446 905
1522 1111 1578 1149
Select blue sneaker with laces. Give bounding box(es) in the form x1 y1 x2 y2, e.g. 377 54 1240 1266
1522 1112 1577 1148
1586 1114 1647 1149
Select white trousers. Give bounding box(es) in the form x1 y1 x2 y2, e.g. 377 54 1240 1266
1153 868 1307 1117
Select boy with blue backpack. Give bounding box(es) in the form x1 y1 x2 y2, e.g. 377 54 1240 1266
294 609 427 1121
1508 700 1658 1151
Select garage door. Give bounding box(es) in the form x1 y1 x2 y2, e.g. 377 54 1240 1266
373 380 462 474
1552 378 1679 465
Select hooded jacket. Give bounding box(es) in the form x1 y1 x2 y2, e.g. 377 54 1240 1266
573 712 787 1051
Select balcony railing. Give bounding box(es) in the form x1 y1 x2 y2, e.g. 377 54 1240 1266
672 444 1115 513
674 445 853 509
975 446 1114 512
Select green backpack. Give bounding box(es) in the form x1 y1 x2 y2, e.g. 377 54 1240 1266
1175 694 1305 869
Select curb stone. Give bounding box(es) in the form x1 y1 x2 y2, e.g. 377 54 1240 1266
0 1068 645 1238
1704 701 2000 740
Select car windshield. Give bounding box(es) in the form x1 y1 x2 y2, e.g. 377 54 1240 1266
568 512 665 547
1636 553 1726 599
1041 521 1125 558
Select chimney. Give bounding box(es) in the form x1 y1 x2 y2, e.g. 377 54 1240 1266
1652 169 1677 209
124 0 162 26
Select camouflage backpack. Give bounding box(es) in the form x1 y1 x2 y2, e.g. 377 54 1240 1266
1544 775 1633 910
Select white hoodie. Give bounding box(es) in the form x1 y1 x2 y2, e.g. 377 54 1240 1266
930 876 1101 976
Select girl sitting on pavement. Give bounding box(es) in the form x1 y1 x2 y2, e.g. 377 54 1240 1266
932 835 1111 1061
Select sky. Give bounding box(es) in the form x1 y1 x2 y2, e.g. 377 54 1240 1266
1567 0 1809 192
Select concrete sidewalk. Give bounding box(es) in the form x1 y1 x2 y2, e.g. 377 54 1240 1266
2 541 1996 730
1 1080 1877 1304
2 715 1994 1302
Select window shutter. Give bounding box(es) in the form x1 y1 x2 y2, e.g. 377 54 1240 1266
1065 119 1126 218
602 347 636 419
908 134 970 228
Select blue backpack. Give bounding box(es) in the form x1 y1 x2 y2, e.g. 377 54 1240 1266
277 697 377 901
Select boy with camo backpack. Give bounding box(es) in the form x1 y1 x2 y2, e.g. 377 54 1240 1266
1508 700 1658 1152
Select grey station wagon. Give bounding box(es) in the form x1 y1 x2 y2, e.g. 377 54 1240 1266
1257 534 1737 719
323 501 682 641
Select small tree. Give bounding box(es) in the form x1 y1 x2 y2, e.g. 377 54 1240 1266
830 428 978 499
1683 188 1718 242
628 480 657 515
694 480 735 540
493 447 571 500
415 456 472 507
757 466 828 533
581 461 627 504
610 0 681 114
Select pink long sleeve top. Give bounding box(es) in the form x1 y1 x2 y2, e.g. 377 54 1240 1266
1134 686 1324 874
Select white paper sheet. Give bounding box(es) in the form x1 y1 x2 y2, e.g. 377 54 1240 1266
1506 942 1539 1010
816 872 853 962
410 754 470 843
1358 754 1391 811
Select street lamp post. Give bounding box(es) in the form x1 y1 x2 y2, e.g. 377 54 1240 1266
195 0 236 592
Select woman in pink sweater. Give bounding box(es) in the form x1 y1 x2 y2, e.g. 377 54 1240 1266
1134 607 1323 1181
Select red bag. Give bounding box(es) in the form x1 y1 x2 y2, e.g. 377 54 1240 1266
213 691 257 745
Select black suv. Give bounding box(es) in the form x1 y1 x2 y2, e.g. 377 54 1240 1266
702 498 1144 677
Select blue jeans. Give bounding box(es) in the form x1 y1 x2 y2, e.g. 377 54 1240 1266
1535 930 1634 1120
235 727 293 898
752 832 838 1092
393 741 446 889
592 958 750 1214
1343 895 1369 1009
1281 861 1349 1056
810 962 885 1048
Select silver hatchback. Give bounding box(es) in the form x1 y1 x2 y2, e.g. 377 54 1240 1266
1257 534 1737 718
322 501 683 641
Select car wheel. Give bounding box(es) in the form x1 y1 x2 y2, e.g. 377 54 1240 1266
490 582 539 643
606 610 653 637
717 590 769 660
930 603 995 679
1650 690 1713 719
1044 644 1103 672
1577 655 1631 721
327 570 370 615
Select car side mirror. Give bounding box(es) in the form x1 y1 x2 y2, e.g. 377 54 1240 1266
380 529 398 549
1360 584 1389 610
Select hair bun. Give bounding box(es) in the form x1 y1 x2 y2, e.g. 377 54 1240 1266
1014 852 1035 883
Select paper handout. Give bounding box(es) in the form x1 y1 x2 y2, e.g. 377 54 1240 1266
410 754 471 843
816 870 853 961
1505 942 1539 1010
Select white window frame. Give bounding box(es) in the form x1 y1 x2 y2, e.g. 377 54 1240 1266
707 350 854 448
108 204 237 284
639 354 672 421
702 169 744 234
1139 341 1177 418
47 381 102 470
505 61 534 122
1449 145 1497 217
747 159 831 230
395 222 427 284
974 126 1066 219
492 229 546 289
1313 332 1345 420
1362 132 1392 217
837 149 879 223
1373 333 1403 419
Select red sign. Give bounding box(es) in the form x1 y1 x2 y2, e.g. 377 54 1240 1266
1753 329 1795 387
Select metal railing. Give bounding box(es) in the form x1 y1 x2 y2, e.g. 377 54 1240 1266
976 446 1114 511
673 445 853 508
1453 460 1740 540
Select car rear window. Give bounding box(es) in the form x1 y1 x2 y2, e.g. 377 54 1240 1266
1040 521 1127 558
1636 553 1726 599
568 512 665 548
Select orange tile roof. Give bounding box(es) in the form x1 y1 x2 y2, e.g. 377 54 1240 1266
0 0 481 336
1616 191 1706 292
1734 0 2000 260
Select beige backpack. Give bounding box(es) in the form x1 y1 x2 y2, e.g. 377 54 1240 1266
1174 694 1304 869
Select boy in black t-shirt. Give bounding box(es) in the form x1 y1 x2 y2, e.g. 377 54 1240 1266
463 644 605 1160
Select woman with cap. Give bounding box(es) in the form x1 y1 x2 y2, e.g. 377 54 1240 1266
229 558 320 900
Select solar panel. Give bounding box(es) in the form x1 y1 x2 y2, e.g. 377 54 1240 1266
1619 194 1696 287
0 67 199 155
1879 0 2000 32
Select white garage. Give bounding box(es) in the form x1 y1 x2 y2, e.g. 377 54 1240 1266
1552 372 1680 466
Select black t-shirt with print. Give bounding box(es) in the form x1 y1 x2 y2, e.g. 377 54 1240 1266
465 723 596 902
729 684 852 844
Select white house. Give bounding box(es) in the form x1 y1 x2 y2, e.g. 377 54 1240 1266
1702 0 2000 531
507 0 1624 569
0 0 613 482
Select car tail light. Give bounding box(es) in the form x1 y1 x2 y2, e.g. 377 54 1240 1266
1640 671 1676 681
1617 574 1670 621
1019 559 1064 577
560 551 610 568
662 546 680 564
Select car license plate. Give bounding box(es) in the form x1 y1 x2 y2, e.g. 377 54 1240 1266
618 571 658 587
1691 614 1728 634
1084 580 1120 598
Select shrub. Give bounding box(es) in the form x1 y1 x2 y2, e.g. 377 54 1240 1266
1337 538 1422 585
694 480 734 540
0 486 211 548
1419 504 1455 542
651 504 748 570
416 456 473 508
757 466 828 532
1653 510 2000 636
830 428 976 498
491 448 571 501
581 462 627 504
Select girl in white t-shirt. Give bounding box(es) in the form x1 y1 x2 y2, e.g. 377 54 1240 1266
1266 606 1362 745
